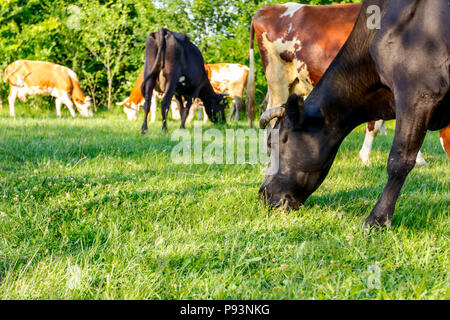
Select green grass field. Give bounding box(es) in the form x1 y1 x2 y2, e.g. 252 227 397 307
0 105 448 299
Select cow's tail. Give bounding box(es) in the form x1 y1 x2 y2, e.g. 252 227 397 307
141 28 165 107
246 20 256 128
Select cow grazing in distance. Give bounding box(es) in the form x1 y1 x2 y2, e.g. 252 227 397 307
117 70 146 121
117 70 180 121
141 28 227 133
205 63 249 121
246 2 361 127
258 0 449 227
4 60 93 117
187 63 250 123
120 62 248 123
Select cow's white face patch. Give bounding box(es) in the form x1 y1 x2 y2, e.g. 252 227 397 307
280 3 307 19
123 105 138 120
74 97 93 117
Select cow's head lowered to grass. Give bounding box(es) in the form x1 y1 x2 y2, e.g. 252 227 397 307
259 94 334 210
73 96 93 117
204 93 228 123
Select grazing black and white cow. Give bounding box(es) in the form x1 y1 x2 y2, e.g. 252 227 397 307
259 0 449 227
140 28 227 133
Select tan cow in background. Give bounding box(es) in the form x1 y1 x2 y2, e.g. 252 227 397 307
187 63 249 123
3 60 92 117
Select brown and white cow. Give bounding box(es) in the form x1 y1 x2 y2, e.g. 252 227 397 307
247 3 429 165
4 60 92 117
117 70 180 122
246 2 361 127
206 63 249 121
187 63 249 123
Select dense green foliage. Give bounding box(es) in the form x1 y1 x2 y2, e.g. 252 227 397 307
0 112 448 299
0 0 360 112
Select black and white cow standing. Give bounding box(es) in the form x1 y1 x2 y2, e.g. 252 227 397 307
140 28 227 133
259 0 449 227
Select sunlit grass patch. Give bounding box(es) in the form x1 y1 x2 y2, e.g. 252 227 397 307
0 111 448 299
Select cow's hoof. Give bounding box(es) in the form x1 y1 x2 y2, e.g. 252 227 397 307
141 129 148 135
359 154 371 166
415 158 427 167
364 215 390 230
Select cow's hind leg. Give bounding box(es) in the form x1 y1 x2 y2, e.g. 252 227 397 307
160 79 179 132
8 86 19 117
359 120 384 165
233 96 243 121
365 96 437 228
415 150 427 166
150 94 157 123
180 98 194 129
141 77 156 135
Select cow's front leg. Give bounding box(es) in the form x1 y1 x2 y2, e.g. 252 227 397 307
234 96 243 121
61 93 76 117
180 98 193 129
55 98 62 117
228 100 236 121
202 105 209 124
186 99 197 124
365 98 433 228
8 87 18 117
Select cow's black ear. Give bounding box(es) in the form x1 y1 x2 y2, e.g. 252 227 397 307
285 94 305 130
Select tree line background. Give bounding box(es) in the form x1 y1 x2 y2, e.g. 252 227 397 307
0 0 359 115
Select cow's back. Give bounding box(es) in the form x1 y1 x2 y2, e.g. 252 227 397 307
207 63 249 95
5 60 74 93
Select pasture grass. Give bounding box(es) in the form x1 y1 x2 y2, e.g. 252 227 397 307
0 105 448 299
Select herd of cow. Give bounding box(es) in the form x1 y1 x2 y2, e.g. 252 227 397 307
2 0 449 227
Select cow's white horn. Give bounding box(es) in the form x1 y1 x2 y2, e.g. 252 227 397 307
259 107 286 129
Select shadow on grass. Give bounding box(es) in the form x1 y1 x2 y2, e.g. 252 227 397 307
305 172 448 231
